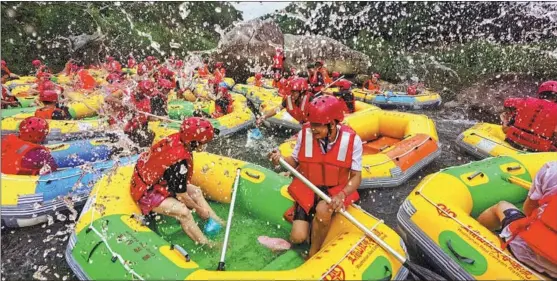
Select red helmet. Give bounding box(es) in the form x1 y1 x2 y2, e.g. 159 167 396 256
276 47 283 54
137 63 147 76
215 62 223 68
109 61 122 73
307 95 348 124
255 72 263 80
218 86 228 95
1 60 6 67
159 67 175 78
290 78 309 92
331 71 340 79
157 78 173 90
175 60 184 68
336 79 352 90
179 117 216 144
106 73 121 83
290 67 296 74
32 59 42 67
39 90 59 102
138 80 155 95
19 117 49 143
146 56 155 61
372 73 380 79
538 80 557 98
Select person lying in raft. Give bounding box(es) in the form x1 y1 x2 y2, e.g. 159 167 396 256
1 117 58 175
130 117 224 247
477 161 557 278
268 95 363 258
256 78 312 126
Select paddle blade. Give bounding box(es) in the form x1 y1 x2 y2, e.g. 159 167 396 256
404 260 446 281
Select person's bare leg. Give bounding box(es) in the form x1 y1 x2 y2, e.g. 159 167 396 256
477 201 517 231
308 200 333 257
153 197 211 246
290 220 310 245
184 184 225 225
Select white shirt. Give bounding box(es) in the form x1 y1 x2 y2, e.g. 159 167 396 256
291 125 363 171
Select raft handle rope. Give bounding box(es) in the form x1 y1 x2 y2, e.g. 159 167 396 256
446 239 475 265
506 165 522 171
469 132 520 152
244 171 260 179
320 219 384 280
414 168 545 279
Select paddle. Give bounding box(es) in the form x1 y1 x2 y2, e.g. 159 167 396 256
217 168 242 271
244 96 266 137
278 158 446 281
502 175 532 190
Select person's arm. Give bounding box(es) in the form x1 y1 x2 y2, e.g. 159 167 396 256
523 197 540 216
331 135 363 211
269 131 301 169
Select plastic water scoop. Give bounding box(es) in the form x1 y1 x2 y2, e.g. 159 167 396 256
217 168 241 271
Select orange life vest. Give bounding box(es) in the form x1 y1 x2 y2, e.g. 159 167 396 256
197 65 209 78
287 124 360 214
504 97 557 152
130 134 193 202
504 194 557 264
365 80 381 92
1 134 47 175
34 107 69 120
283 93 310 123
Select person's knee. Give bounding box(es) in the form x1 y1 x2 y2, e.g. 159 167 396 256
314 202 333 226
494 201 517 219
176 206 193 222
290 228 308 244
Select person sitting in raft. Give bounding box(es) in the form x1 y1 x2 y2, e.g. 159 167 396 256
272 72 282 89
363 73 381 93
310 60 332 94
35 90 72 120
1 117 58 175
477 161 557 278
213 62 226 82
256 77 312 126
330 71 356 113
206 78 233 118
406 77 425 96
268 95 362 258
151 78 173 116
500 81 557 152
272 47 285 75
1 60 20 81
253 72 264 87
127 54 136 69
1 72 21 108
130 117 224 246
196 58 210 78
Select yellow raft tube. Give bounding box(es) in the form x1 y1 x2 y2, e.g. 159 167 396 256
280 108 441 188
65 152 409 280
456 123 523 159
246 76 275 89
397 152 556 280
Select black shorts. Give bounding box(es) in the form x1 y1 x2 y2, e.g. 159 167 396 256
501 208 526 229
293 186 328 222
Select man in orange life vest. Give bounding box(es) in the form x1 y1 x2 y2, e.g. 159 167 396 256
256 78 312 126
130 117 224 246
35 90 72 120
501 81 557 152
330 71 356 113
269 95 362 258
272 47 285 75
310 60 332 93
363 73 381 92
253 72 264 87
1 117 58 175
478 161 557 277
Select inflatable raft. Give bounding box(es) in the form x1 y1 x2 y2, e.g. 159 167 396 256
193 77 236 95
166 93 255 136
65 152 409 280
456 123 523 159
247 76 275 89
397 152 556 280
2 113 108 142
279 108 441 188
352 89 442 109
232 83 278 101
1 155 137 228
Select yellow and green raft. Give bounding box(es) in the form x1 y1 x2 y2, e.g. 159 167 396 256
65 153 409 280
397 152 557 280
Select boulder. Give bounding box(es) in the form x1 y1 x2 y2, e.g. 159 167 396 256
211 19 371 81
283 34 370 76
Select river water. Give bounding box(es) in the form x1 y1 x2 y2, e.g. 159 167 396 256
1 106 480 280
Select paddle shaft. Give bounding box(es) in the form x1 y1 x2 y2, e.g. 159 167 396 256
278 158 406 263
217 168 242 271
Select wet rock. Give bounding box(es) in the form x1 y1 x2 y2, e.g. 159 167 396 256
457 73 541 121
443 100 460 108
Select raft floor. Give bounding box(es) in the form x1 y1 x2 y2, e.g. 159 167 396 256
156 202 307 271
